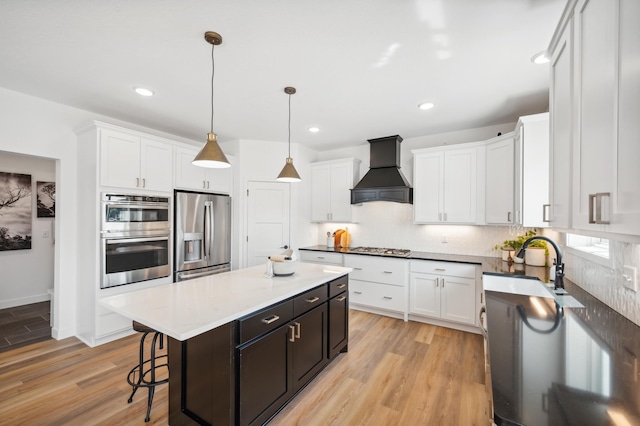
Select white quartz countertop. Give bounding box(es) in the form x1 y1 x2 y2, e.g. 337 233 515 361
99 262 352 341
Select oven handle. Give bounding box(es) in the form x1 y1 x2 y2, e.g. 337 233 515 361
105 236 169 245
104 202 169 209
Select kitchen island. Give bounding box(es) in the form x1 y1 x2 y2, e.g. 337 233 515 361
100 262 351 425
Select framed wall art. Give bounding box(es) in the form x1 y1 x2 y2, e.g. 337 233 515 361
36 181 55 218
0 171 32 251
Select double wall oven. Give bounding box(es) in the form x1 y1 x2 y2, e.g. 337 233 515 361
100 193 171 288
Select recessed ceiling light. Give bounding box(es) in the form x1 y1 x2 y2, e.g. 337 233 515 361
308 126 320 133
418 102 434 110
134 87 155 97
531 51 550 64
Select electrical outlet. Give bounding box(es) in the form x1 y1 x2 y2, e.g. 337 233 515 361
441 235 448 243
622 265 637 292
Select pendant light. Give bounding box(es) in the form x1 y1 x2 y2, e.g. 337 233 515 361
276 87 302 182
192 31 231 169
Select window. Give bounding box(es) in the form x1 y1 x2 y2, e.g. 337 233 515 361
565 233 611 267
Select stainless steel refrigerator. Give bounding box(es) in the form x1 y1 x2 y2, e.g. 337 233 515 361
174 191 231 281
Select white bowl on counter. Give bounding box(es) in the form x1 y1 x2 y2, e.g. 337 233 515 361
272 259 297 276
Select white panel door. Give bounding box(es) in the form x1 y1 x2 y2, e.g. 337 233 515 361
310 164 331 222
413 152 443 223
485 137 514 224
328 162 352 222
140 138 173 192
100 129 140 189
409 273 440 318
443 148 477 223
174 146 207 191
246 181 290 267
440 276 476 325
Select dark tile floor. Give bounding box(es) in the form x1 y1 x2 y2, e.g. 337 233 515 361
0 301 51 353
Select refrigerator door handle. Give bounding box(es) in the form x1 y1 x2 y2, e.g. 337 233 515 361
209 200 215 263
204 202 210 260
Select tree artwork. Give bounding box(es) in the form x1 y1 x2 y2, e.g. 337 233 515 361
0 172 32 251
37 181 55 218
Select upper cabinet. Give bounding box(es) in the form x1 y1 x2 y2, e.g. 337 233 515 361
485 133 516 225
100 129 173 192
310 158 360 223
515 113 550 228
174 145 233 194
548 0 640 236
413 144 485 224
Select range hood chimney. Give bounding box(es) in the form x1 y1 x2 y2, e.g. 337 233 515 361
350 135 413 204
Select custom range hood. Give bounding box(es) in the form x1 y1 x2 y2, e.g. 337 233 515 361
351 135 413 204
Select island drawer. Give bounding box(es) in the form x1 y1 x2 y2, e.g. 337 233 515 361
238 300 294 345
329 275 349 298
293 284 328 317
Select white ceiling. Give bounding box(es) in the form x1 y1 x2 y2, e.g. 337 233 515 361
0 0 566 151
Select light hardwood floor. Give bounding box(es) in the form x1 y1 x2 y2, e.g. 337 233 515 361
0 310 488 425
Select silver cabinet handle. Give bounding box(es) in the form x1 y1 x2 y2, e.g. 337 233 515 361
435 268 446 272
203 180 206 189
294 322 301 339
588 193 610 224
136 177 140 187
317 256 325 259
353 267 363 270
336 295 347 302
442 278 445 287
436 277 439 287
383 296 393 300
543 204 551 222
383 271 392 274
507 211 512 222
438 212 442 221
305 296 320 304
261 315 280 324
336 284 346 289
289 325 296 342
354 291 363 295
443 212 447 221
142 178 146 188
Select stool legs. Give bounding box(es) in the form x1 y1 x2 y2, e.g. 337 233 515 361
127 330 168 422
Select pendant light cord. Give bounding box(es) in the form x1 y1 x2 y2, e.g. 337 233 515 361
211 43 216 133
287 93 292 157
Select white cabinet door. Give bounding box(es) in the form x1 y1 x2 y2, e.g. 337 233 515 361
611 0 640 235
440 275 476 325
413 152 443 223
329 161 353 222
549 20 573 229
100 129 141 189
310 164 332 222
174 146 207 191
517 114 550 228
140 138 173 192
485 136 515 224
572 0 617 232
443 148 477 223
409 273 440 317
205 165 233 194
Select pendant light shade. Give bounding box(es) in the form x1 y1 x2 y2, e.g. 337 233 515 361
276 87 301 182
193 31 231 169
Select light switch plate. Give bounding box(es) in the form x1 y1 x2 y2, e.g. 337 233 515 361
622 265 637 292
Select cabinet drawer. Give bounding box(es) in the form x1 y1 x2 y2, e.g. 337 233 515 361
329 275 349 298
294 285 328 317
300 251 343 265
349 280 405 313
344 255 407 286
238 300 294 345
410 260 476 278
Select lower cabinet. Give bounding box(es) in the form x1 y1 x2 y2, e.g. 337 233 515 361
238 304 328 426
328 275 349 359
409 260 478 327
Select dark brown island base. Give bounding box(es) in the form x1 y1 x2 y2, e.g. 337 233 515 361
168 274 349 425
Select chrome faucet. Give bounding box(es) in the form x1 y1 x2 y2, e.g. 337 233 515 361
516 236 565 290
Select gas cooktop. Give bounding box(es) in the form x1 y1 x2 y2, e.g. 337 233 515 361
349 247 411 257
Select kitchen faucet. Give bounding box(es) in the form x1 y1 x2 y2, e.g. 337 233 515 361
516 236 565 291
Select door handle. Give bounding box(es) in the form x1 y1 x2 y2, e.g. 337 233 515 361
289 325 296 342
295 322 301 339
543 204 551 222
280 245 289 249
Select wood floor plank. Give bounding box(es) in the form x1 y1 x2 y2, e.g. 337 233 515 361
0 310 488 425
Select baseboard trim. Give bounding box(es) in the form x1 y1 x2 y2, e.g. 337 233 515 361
0 293 51 310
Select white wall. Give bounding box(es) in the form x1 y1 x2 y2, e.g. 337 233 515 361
0 152 55 308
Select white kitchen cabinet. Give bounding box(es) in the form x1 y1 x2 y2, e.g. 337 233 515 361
413 144 485 224
514 113 550 228
100 129 173 192
485 133 515 225
344 254 408 321
310 158 360 223
409 260 477 327
174 145 233 194
299 250 343 266
549 18 573 230
548 0 640 237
